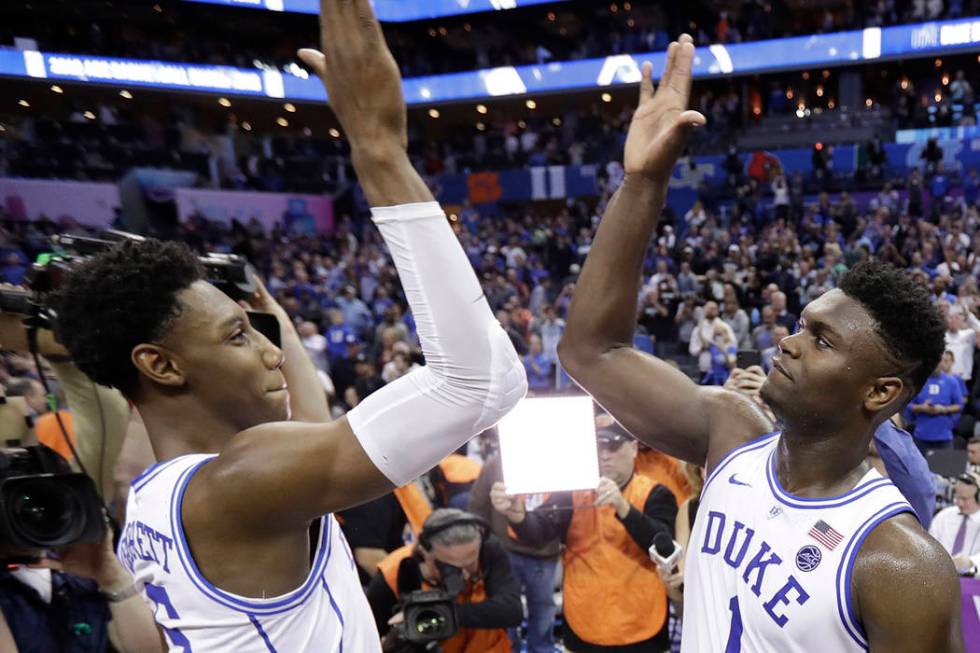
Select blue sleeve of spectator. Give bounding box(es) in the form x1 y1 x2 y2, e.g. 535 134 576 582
873 421 936 529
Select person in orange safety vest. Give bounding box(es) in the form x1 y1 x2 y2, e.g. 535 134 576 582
491 425 678 652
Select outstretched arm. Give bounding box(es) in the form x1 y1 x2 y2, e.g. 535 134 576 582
297 2 431 208
558 37 770 469
188 0 526 533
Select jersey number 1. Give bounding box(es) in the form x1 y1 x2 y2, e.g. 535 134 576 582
145 582 194 652
726 594 743 653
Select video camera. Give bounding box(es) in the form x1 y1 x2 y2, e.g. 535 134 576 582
393 561 465 648
0 445 105 563
0 230 280 346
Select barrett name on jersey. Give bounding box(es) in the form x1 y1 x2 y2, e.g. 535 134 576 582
118 454 382 652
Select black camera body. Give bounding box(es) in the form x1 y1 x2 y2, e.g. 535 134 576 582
396 588 460 645
391 557 466 649
42 232 262 302
0 230 281 347
0 446 105 560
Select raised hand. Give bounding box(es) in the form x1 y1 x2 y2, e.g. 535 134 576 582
298 0 407 162
297 0 432 207
594 476 630 518
490 481 526 523
623 35 706 184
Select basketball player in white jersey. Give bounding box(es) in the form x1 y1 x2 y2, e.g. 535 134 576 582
559 35 963 652
50 1 527 650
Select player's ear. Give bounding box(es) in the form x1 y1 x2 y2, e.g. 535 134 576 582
865 376 903 414
132 344 186 388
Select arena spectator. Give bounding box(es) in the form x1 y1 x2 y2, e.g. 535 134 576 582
720 283 750 348
751 305 777 350
469 455 561 653
523 335 553 391
909 359 964 453
968 436 980 473
944 305 979 388
761 324 790 372
688 301 734 375
638 287 674 349
928 472 980 577
768 290 797 331
298 321 329 372
425 454 483 511
700 321 738 386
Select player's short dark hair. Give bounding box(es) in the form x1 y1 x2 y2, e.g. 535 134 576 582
968 436 980 447
838 261 945 394
51 239 203 393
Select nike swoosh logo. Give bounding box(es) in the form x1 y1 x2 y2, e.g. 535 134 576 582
728 473 752 487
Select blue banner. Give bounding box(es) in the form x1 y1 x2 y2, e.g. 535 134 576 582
897 125 980 143
181 0 567 21
2 17 980 104
426 137 980 212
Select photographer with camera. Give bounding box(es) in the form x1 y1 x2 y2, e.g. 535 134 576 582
366 508 523 653
0 303 161 652
0 447 162 653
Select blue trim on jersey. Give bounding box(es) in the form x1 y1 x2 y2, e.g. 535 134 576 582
702 431 780 495
766 450 892 509
320 528 346 653
834 501 912 650
249 615 279 653
131 456 187 494
169 459 333 615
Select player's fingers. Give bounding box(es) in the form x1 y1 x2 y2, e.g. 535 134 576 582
676 109 707 129
658 41 679 95
666 40 697 101
297 48 327 78
639 61 654 104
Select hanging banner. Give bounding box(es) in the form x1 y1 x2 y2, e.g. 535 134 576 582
175 187 333 234
0 177 120 228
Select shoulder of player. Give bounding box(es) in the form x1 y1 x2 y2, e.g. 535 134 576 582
181 419 351 531
701 386 776 471
852 512 959 621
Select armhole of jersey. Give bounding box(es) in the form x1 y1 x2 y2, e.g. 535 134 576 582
702 431 780 494
834 501 913 651
169 458 333 615
131 456 186 494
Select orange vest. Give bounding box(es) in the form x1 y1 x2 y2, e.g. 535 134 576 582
35 411 75 462
635 448 691 505
563 474 668 646
439 454 482 484
394 484 432 537
378 545 511 653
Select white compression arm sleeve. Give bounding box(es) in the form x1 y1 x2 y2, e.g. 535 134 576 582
346 202 527 486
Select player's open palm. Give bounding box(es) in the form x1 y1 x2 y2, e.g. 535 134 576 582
299 0 407 156
623 34 706 183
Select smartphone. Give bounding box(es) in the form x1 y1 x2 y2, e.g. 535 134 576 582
736 349 762 370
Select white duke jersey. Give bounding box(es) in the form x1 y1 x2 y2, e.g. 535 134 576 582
118 454 381 652
682 432 912 653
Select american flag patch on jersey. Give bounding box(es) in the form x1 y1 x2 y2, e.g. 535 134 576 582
808 520 844 550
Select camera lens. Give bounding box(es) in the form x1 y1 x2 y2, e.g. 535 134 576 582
8 478 82 546
413 610 445 635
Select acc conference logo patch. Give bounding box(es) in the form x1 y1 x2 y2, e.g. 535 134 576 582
795 545 822 572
